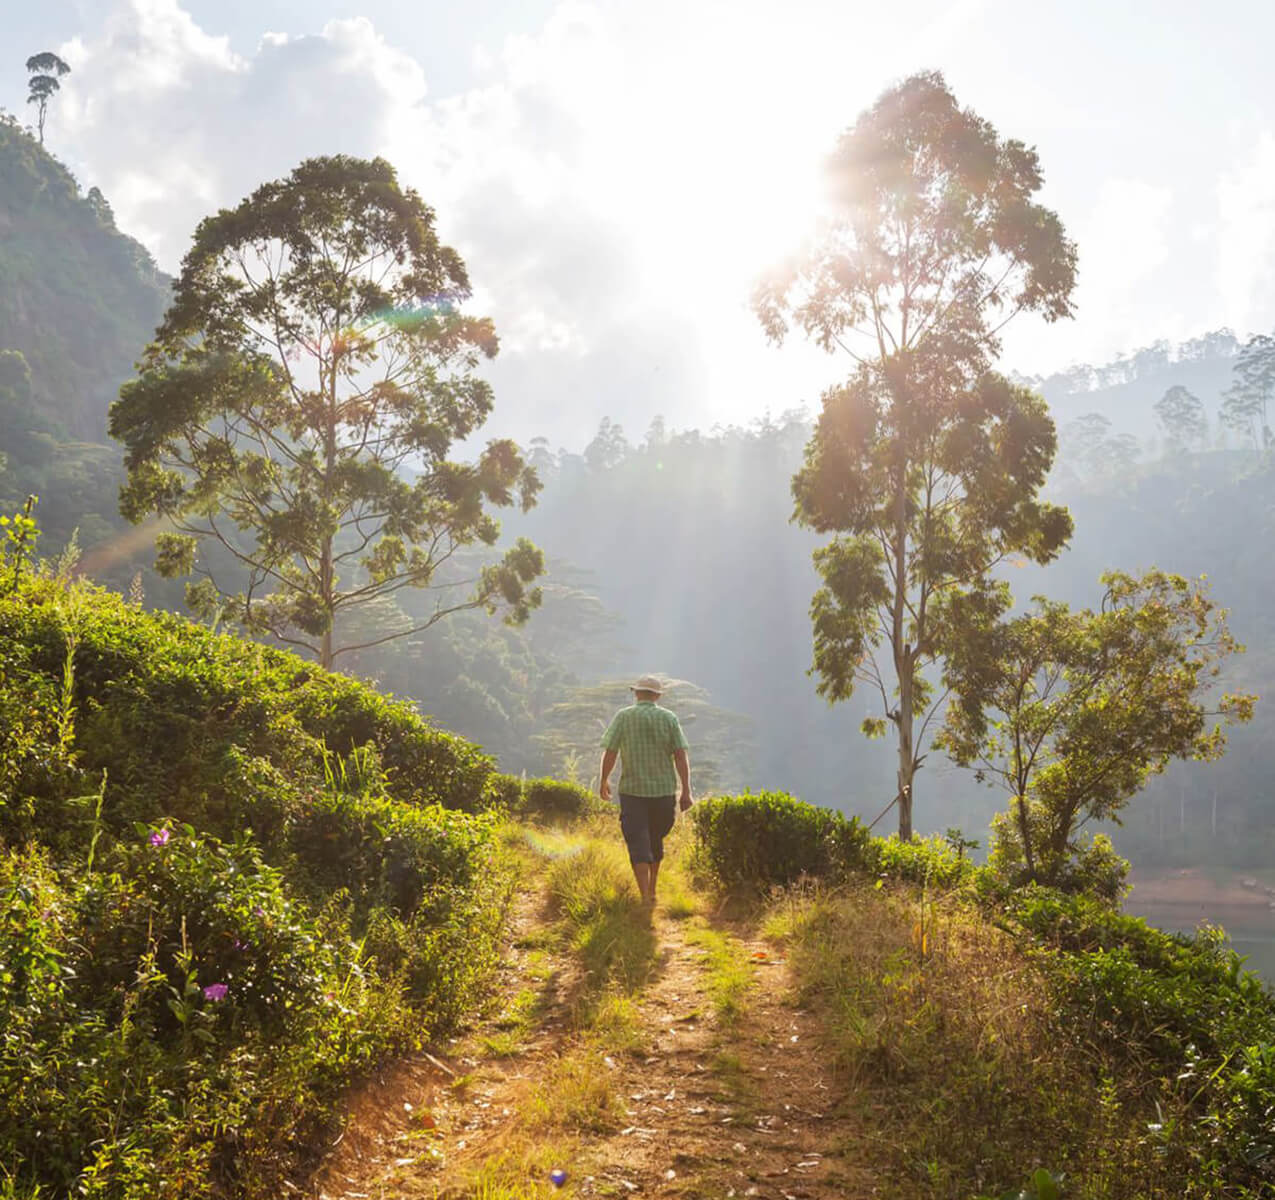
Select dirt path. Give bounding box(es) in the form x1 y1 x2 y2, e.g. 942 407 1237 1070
307 852 876 1200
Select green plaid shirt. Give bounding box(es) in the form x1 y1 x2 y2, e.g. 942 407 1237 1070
601 701 689 797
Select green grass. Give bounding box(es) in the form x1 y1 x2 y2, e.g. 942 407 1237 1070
684 922 752 1028
458 1141 583 1200
480 1031 523 1059
525 1048 626 1133
546 838 659 1026
587 989 647 1056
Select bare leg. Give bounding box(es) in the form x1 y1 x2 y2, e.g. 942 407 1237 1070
631 861 653 903
649 859 661 904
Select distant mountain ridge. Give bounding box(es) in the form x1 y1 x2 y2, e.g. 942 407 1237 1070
1013 330 1242 441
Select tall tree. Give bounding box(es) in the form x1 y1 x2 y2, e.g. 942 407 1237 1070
111 155 544 669
755 71 1077 838
1154 385 1208 454
584 417 629 471
25 52 70 146
938 571 1254 892
1058 412 1140 482
1220 333 1275 451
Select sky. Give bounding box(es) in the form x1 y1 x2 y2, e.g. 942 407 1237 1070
5 0 1275 449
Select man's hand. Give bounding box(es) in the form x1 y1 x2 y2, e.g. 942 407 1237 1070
599 749 618 803
679 789 693 812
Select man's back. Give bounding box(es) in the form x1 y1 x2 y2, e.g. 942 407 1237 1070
602 700 688 797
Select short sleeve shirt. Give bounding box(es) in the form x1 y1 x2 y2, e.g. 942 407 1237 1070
601 701 689 797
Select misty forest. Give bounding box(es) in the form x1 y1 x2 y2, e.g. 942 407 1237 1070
4 24 1275 1200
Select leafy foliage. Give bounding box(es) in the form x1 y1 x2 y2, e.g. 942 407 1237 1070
1011 889 1275 1195
1220 334 1275 451
520 776 597 819
0 570 510 1196
1154 384 1208 453
0 119 167 444
940 570 1255 890
111 154 544 667
689 791 871 889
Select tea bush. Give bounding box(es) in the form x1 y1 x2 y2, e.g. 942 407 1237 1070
0 575 500 851
688 791 871 889
521 776 596 819
0 574 511 1197
1010 889 1275 1193
484 771 524 812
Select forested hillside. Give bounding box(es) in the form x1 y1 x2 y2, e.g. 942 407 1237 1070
0 118 168 559
0 117 167 440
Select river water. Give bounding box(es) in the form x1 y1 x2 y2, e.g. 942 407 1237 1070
1124 867 1275 983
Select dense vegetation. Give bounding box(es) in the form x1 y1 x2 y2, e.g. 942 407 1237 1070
0 116 167 442
693 791 1275 1197
0 566 512 1198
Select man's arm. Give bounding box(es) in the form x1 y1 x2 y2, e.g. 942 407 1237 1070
673 748 693 811
599 748 619 802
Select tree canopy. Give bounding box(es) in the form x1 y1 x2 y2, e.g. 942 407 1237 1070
111 155 544 668
756 71 1077 838
1220 334 1275 451
1154 385 1208 453
939 570 1255 891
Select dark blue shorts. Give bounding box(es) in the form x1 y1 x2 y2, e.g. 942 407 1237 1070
619 794 676 864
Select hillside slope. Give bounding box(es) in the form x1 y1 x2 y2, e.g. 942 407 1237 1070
0 116 167 440
0 569 513 1198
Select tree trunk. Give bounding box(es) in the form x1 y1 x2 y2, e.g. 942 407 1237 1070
897 654 915 840
319 534 333 670
891 451 914 841
1015 795 1036 880
320 365 337 671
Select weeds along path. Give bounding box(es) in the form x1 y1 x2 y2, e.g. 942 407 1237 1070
307 821 877 1200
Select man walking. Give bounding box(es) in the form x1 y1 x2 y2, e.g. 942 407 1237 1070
599 675 693 906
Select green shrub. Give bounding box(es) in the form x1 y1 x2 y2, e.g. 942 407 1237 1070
484 771 524 812
689 791 870 889
869 832 978 889
0 576 499 852
1010 888 1275 1192
521 776 596 819
0 575 512 1197
0 835 413 1199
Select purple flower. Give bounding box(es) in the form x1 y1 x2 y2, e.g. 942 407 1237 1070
149 828 170 847
233 939 248 951
203 983 229 1002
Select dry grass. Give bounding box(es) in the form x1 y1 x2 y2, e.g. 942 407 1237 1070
525 1047 627 1134
764 880 1168 1198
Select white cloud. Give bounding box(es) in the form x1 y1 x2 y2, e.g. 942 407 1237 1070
1217 132 1275 337
55 2 427 268
46 0 1268 448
